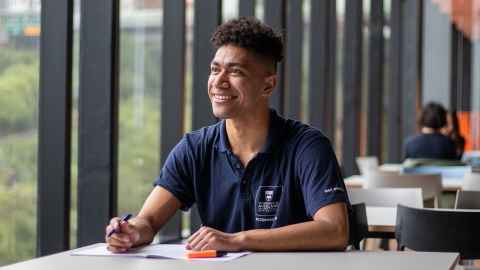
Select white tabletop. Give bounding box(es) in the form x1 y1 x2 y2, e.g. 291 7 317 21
0 244 460 270
379 164 403 172
344 175 462 191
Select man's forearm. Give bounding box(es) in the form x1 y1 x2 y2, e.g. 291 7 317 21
131 186 182 247
237 219 348 251
186 202 349 252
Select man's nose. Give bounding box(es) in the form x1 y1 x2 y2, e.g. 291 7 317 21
214 71 230 88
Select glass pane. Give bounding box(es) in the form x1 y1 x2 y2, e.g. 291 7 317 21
473 43 480 157
183 0 194 237
70 0 81 249
0 0 40 265
335 0 345 158
360 0 370 156
382 0 392 162
222 0 238 21
255 0 264 20
301 0 310 123
118 0 162 217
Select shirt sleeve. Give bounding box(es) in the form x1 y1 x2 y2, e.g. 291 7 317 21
295 131 349 217
153 136 195 211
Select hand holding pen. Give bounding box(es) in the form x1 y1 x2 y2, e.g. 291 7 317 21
105 213 139 253
107 214 132 237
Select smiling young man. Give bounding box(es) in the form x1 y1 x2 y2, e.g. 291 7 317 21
106 17 350 252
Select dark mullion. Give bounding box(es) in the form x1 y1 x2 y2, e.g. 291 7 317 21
158 0 185 243
460 34 472 112
400 0 422 143
451 27 459 110
452 30 473 112
37 0 73 256
386 0 403 163
387 0 421 162
326 1 337 141
264 0 286 115
284 0 303 120
239 0 255 17
191 0 222 233
77 0 119 247
309 0 337 141
341 0 363 176
366 0 385 159
192 0 221 130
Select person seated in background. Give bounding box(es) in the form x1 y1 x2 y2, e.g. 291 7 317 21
404 102 458 160
442 109 466 159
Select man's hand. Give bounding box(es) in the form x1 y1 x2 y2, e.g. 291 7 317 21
105 217 141 253
186 226 244 251
103 187 182 253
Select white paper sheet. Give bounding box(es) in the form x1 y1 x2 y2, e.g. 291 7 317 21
71 243 251 262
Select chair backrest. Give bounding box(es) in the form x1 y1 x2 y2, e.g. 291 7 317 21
365 172 442 201
348 203 368 250
356 156 379 175
396 204 480 259
455 190 480 209
347 188 423 208
462 172 480 191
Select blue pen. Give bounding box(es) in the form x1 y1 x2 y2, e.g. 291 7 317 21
107 213 132 237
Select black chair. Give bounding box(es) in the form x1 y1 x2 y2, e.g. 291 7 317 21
396 204 480 260
348 203 368 250
455 190 480 209
348 188 422 241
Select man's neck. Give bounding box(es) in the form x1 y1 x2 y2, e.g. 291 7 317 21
225 108 270 165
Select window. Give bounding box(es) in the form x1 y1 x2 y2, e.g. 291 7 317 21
0 0 40 265
117 0 162 218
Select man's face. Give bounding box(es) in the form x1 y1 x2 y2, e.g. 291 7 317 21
207 45 275 119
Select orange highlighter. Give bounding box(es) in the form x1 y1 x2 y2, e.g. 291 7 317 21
186 250 227 259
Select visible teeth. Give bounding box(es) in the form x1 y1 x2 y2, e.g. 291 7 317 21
214 95 233 100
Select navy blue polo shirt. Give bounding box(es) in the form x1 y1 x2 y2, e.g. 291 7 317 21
154 109 349 233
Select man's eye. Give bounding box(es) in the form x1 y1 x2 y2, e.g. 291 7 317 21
210 67 220 73
231 69 243 75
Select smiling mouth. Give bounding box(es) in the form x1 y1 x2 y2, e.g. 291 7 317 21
212 94 237 103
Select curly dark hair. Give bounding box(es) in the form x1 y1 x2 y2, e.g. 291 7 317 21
211 17 284 69
419 102 448 130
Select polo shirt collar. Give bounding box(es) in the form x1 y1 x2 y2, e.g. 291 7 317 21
218 120 230 153
217 109 284 154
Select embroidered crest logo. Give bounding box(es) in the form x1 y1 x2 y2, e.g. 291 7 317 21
255 186 283 222
265 190 274 202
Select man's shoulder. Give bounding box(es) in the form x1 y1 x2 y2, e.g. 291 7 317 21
283 118 331 147
183 121 222 148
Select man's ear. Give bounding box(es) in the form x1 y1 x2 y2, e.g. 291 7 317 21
262 75 277 97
